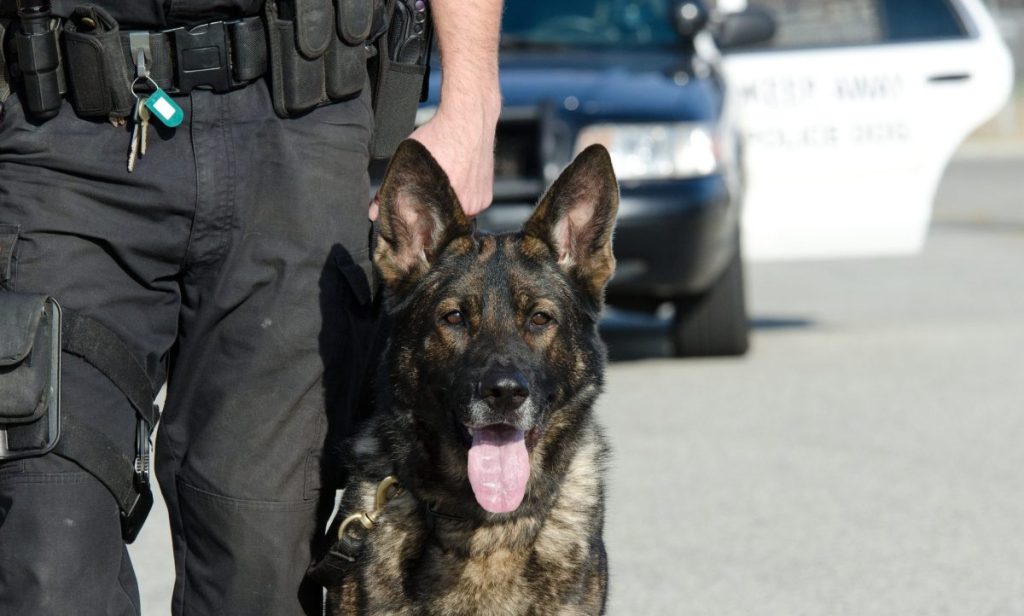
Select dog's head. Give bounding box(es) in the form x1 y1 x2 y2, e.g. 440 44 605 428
374 140 618 515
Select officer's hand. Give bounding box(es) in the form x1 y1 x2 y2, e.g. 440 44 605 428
369 104 498 221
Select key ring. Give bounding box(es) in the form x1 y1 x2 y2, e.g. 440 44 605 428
128 49 185 128
131 50 159 102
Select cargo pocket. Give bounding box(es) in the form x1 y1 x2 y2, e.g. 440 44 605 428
303 446 323 500
175 477 319 612
0 224 20 290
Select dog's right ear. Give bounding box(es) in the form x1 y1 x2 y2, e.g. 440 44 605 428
523 145 619 305
374 140 473 294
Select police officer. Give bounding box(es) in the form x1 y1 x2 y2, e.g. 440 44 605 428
0 0 501 613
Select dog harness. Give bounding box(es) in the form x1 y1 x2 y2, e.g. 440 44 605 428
305 474 467 588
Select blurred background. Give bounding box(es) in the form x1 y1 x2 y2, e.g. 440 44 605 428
133 1 1024 613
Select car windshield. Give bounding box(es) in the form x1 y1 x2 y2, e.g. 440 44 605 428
502 0 681 49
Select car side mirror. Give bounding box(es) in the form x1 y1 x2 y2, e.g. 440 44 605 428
716 5 776 50
672 0 710 39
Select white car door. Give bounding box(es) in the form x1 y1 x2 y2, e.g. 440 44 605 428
721 0 1013 260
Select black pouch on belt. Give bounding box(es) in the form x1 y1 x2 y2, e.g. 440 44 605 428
265 0 373 117
367 31 424 159
0 293 62 461
61 5 134 118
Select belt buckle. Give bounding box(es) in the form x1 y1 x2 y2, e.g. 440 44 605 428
169 21 233 93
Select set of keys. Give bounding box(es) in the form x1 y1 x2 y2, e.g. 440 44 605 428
127 97 151 173
127 50 184 173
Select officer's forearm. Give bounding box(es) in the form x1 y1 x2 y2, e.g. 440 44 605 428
431 0 503 121
396 0 502 218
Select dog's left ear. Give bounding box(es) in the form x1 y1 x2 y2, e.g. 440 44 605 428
523 145 619 302
375 140 474 294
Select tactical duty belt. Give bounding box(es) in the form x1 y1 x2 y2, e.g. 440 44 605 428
60 5 268 119
2 0 425 158
0 5 268 119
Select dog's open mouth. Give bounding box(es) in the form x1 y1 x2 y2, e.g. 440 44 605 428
466 424 533 514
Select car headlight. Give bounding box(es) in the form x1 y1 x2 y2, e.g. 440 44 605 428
575 122 720 180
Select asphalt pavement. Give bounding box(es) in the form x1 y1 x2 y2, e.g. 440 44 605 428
130 148 1024 614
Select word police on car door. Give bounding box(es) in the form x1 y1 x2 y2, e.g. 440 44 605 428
722 0 1013 260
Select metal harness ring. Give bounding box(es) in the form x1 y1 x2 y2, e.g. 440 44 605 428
337 475 402 541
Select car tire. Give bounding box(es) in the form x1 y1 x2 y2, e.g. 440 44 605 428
672 247 750 357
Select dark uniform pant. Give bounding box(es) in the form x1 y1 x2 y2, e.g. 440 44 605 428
0 83 375 615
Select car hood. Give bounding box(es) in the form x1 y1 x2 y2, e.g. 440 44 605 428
426 49 721 122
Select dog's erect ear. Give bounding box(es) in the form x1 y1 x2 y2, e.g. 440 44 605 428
374 140 473 292
523 145 619 302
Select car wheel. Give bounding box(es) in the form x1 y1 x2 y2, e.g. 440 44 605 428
672 248 750 357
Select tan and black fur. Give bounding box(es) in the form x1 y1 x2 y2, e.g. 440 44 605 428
327 140 618 615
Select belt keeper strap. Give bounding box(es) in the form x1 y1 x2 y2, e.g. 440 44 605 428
122 31 175 92
228 18 268 83
140 33 175 90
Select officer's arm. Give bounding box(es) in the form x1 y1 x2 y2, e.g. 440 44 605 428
399 0 503 218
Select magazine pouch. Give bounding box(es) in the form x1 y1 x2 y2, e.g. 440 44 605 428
0 293 61 460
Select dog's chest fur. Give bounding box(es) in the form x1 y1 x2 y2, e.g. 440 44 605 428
331 422 608 615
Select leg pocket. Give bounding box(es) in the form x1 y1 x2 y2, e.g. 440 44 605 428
176 478 320 616
0 223 20 290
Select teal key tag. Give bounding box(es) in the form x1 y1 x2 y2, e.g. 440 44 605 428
144 88 184 128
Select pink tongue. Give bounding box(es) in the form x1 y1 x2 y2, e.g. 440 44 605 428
467 426 530 513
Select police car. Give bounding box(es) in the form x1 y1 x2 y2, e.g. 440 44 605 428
412 0 1012 356
722 0 1014 260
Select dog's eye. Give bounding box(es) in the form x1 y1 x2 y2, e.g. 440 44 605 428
531 311 553 327
443 310 465 326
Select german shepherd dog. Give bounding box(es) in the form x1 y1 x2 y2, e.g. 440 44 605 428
326 140 618 615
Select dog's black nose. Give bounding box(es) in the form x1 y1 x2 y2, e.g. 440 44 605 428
480 369 530 413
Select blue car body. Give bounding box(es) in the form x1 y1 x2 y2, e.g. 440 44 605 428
421 46 742 305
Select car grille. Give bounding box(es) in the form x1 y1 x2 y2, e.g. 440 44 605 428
369 111 550 204
495 119 540 181
494 116 546 203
